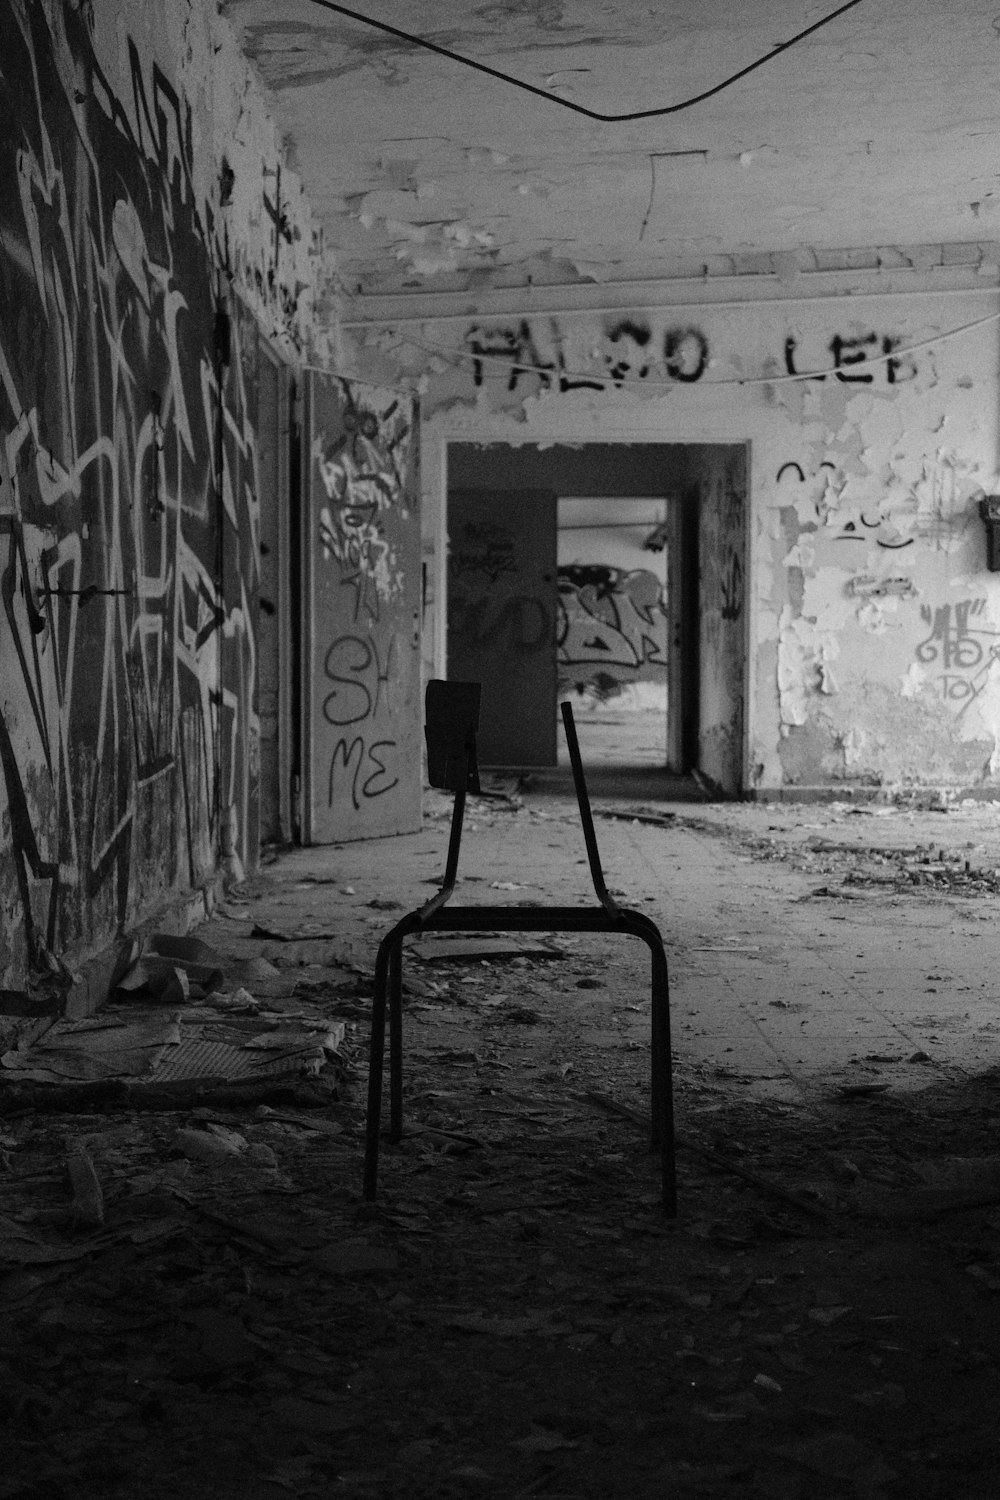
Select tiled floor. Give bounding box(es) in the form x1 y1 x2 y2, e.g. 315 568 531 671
256 785 1000 1118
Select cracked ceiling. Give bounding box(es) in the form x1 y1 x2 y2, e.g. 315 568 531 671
223 0 1000 309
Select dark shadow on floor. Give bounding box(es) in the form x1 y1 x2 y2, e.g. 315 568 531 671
489 765 708 803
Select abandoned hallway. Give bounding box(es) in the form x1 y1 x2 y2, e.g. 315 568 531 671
4 785 1000 1498
9 2 1000 1495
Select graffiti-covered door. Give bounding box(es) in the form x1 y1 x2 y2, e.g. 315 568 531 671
301 376 421 842
697 446 748 795
447 490 558 766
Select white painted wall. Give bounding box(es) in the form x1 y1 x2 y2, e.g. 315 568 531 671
347 270 1000 793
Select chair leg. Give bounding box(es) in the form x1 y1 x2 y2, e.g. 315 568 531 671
388 941 404 1142
363 935 394 1200
649 941 677 1217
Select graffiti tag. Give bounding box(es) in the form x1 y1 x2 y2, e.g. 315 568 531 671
915 598 1000 714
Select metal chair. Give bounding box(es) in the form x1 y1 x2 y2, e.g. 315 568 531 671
363 680 677 1214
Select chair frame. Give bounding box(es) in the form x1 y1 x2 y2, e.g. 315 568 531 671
363 685 677 1215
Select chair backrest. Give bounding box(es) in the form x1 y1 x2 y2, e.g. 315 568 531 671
424 680 482 793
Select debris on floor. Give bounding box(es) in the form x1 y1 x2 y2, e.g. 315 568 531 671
4 790 1000 1498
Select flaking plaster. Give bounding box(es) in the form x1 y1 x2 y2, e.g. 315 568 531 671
355 277 1000 793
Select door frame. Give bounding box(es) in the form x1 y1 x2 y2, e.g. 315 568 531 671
256 336 294 844
437 436 753 793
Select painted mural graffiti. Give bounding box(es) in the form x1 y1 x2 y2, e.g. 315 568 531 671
0 2 259 983
557 565 668 687
465 316 710 391
314 382 411 624
915 598 1000 715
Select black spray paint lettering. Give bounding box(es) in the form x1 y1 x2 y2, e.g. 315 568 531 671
465 319 604 393
720 551 744 621
784 333 916 384
663 326 709 382
464 318 710 390
328 736 399 811
322 633 395 726
775 461 914 550
604 319 653 385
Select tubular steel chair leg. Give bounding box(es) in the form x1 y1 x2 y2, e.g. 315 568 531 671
388 941 404 1142
650 951 663 1149
650 942 677 1216
363 936 393 1200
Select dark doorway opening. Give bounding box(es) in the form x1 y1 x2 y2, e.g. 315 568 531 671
446 441 748 797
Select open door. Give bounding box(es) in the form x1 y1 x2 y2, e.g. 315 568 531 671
301 375 421 841
698 447 748 795
447 489 558 766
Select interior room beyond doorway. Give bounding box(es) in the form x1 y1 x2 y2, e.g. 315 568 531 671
557 496 669 770
445 441 749 797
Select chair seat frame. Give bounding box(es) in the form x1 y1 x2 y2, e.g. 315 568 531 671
363 693 676 1215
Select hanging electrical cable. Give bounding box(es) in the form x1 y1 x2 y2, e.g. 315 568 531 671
305 0 864 122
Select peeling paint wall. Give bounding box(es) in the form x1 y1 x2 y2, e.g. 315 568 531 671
348 271 1000 794
0 0 334 989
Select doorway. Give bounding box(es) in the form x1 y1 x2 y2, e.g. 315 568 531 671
445 442 748 795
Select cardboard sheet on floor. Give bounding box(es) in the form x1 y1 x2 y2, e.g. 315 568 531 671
0 1014 181 1081
0 1012 344 1087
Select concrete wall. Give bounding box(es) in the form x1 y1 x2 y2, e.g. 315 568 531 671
0 0 333 990
348 273 1000 795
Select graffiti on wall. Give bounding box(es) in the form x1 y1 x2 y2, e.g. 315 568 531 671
308 376 417 828
322 633 400 811
315 382 411 624
915 599 1000 715
557 565 668 684
776 452 974 553
465 316 710 392
784 332 917 385
0 2 259 981
459 314 919 396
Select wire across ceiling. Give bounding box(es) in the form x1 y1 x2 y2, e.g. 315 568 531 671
305 0 865 123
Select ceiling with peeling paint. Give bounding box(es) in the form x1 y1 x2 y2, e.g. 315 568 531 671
223 0 1000 306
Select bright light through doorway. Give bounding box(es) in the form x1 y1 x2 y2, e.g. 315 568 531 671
557 497 669 769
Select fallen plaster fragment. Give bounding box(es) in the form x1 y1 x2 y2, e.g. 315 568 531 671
777 609 809 727
900 662 926 699
839 726 866 766
856 600 887 634
783 538 816 571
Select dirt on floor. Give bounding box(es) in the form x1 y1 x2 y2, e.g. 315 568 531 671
3 790 1000 1499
